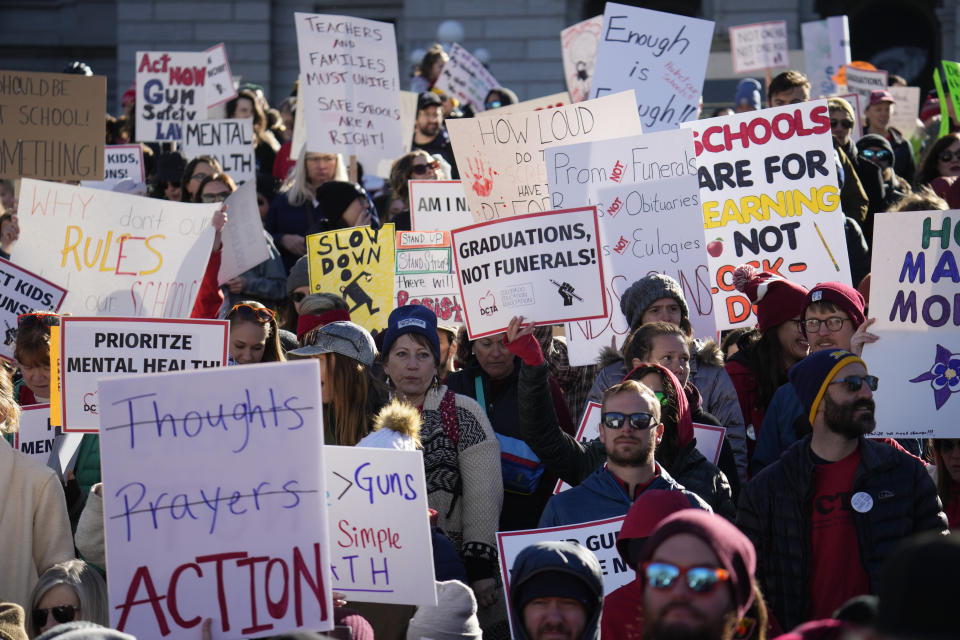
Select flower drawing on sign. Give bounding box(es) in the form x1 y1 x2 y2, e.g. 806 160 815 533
466 157 496 197
909 344 960 410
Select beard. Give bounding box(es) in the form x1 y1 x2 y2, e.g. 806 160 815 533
823 391 876 439
532 620 577 640
418 122 440 138
606 433 656 467
642 606 738 640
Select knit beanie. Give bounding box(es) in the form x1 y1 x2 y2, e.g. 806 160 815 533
406 580 482 640
316 181 367 225
856 133 894 158
620 274 689 329
381 305 442 365
732 264 808 332
735 78 762 110
286 255 310 295
800 282 865 337
638 510 757 619
788 349 866 425
0 603 26 640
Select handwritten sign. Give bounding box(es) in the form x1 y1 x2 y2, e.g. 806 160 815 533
545 128 714 364
205 43 237 109
13 404 55 464
683 100 851 329
729 21 788 74
306 224 395 332
888 86 921 135
562 16 603 103
864 211 960 438
218 180 271 285
182 118 255 185
409 180 472 232
0 257 66 362
452 207 606 338
844 66 888 110
484 92 571 117
14 179 218 318
295 12 404 176
99 360 332 639
59 317 227 432
434 43 499 111
802 16 851 98
0 70 105 181
395 230 464 326
590 4 714 133
81 145 146 191
324 446 436 605
375 90 419 177
446 91 643 222
136 51 207 142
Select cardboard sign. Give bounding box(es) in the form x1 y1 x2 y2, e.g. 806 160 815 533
136 51 208 142
395 230 464 325
409 180 472 232
0 70 106 181
801 16 851 98
80 145 146 191
218 180 271 285
13 404 55 463
59 317 228 432
554 401 602 493
844 67 888 111
99 360 332 638
0 257 67 362
306 224 396 333
446 91 643 222
205 43 237 108
295 13 404 176
683 100 852 329
452 207 606 338
562 16 603 103
544 128 715 364
14 179 218 318
888 86 921 135
323 446 436 605
484 92 571 117
182 118 256 185
590 4 714 132
864 211 960 438
434 43 499 111
729 21 788 74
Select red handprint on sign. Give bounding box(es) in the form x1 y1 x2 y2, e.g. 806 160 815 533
466 158 496 197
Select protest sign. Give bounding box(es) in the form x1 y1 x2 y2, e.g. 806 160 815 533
888 86 921 135
395 230 464 325
99 360 332 638
864 211 960 438
49 326 61 426
295 13 404 176
12 404 55 463
451 207 606 338
940 61 960 127
554 401 602 493
843 66 888 110
15 179 218 318
0 70 105 181
434 43 499 111
80 145 145 191
802 16 851 98
205 43 237 109
375 90 419 177
589 4 714 132
59 316 227 431
544 128 714 364
484 92 571 117
729 21 788 74
562 16 603 103
0 257 67 362
838 93 863 143
218 180 271 285
693 423 725 465
683 100 851 329
136 51 208 142
323 445 436 605
182 118 255 184
446 91 643 222
409 180 472 232
306 224 395 332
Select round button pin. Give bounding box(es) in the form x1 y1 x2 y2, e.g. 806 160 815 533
851 491 874 513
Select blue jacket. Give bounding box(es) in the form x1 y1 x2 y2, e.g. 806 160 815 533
538 465 709 528
752 382 805 475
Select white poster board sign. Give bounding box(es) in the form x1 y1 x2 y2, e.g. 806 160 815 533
554 401 602 493
693 423 725 465
395 230 465 326
0 257 67 362
323 445 436 605
14 179 218 318
864 210 960 438
889 86 921 136
99 360 333 639
562 16 603 103
844 67 888 111
218 180 271 285
452 207 607 338
409 180 472 232
136 51 208 142
729 21 788 74
590 3 714 132
434 42 499 112
683 100 851 329
485 92 571 117
80 145 146 191
12 404 55 463
59 317 228 432
446 91 643 222
182 118 256 185
206 43 237 109
802 16 851 98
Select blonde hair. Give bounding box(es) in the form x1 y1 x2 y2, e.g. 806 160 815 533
283 147 348 207
0 364 20 434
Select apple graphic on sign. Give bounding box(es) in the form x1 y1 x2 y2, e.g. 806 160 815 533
479 290 498 316
707 237 724 258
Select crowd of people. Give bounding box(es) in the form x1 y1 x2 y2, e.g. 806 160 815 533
0 44 958 640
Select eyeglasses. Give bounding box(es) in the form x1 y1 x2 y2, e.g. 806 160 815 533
830 118 853 129
642 562 730 594
292 291 307 303
228 304 274 324
803 316 848 333
32 605 79 630
6 313 60 345
829 374 879 392
201 191 230 203
190 172 210 182
861 148 892 162
411 162 439 175
938 150 960 162
601 411 657 431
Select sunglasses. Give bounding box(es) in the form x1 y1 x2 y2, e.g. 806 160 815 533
228 304 274 323
292 291 307 303
803 316 848 333
601 411 657 431
201 191 230 203
486 100 503 110
6 313 60 346
32 605 79 630
829 374 879 392
643 562 730 594
411 162 438 175
830 118 853 129
938 150 960 162
861 148 892 162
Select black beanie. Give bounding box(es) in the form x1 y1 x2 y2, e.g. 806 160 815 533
316 181 366 225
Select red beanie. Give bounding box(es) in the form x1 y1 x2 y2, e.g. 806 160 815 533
800 282 865 337
733 264 809 332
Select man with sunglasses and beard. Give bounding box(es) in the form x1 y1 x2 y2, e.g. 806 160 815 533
737 349 946 631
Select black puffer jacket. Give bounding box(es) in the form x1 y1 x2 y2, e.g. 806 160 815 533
737 435 947 630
